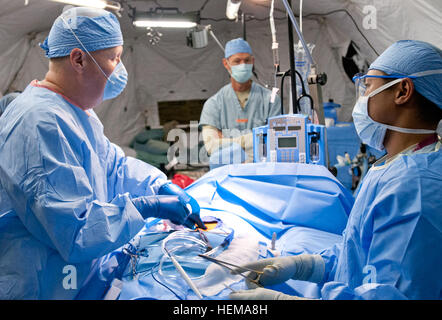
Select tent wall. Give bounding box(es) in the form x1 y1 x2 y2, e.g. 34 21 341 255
0 0 441 148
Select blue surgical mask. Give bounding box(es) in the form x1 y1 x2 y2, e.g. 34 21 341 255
102 61 128 101
229 63 253 83
352 78 436 151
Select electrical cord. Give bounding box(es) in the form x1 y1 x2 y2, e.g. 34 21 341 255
219 2 380 57
122 0 379 56
151 262 185 300
303 9 380 56
279 69 313 115
280 69 291 114
199 0 210 12
294 69 314 117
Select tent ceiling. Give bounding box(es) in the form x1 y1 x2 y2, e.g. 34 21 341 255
1 0 441 147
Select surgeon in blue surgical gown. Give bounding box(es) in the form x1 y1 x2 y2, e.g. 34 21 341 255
230 40 442 300
0 7 204 299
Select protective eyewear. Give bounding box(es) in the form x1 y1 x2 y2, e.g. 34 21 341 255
352 72 416 99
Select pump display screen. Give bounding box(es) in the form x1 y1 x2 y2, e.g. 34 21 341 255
278 137 297 148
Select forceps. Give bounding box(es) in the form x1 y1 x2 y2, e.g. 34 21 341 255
198 254 264 287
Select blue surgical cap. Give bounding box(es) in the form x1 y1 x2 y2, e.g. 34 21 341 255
0 92 20 114
224 38 252 59
369 40 442 109
40 7 123 58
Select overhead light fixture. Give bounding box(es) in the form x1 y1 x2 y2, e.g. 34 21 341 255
50 0 121 12
226 0 242 20
132 8 200 29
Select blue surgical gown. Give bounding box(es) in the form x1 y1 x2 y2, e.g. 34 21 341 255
199 82 281 135
0 82 167 299
319 141 442 299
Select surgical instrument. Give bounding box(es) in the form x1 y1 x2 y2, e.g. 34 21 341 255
197 254 263 287
164 247 204 299
204 228 234 256
223 283 237 293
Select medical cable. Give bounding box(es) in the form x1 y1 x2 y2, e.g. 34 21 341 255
165 247 204 299
269 0 279 88
158 231 213 281
158 228 234 280
204 229 234 256
279 69 313 116
299 0 303 34
150 262 185 300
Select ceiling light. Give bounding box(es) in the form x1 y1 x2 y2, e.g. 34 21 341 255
133 8 200 29
50 0 121 12
226 0 242 20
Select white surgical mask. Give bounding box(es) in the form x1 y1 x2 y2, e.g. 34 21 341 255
352 78 436 151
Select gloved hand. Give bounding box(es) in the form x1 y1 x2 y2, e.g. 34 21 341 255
229 288 311 300
158 182 205 230
131 195 205 229
231 254 325 288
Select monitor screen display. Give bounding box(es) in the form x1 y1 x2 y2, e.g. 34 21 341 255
278 137 297 148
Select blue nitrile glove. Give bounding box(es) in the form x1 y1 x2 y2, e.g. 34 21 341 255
158 182 206 229
132 195 205 229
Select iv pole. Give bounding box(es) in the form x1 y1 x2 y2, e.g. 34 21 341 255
281 0 327 125
286 0 298 114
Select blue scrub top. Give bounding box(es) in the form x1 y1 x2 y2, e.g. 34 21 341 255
319 140 442 299
0 82 167 299
199 82 281 136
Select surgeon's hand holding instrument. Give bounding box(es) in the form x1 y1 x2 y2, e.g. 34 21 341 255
228 254 325 287
158 182 206 230
198 254 263 288
131 195 204 229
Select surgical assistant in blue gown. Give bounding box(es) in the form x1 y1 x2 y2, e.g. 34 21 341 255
229 40 442 301
318 41 442 300
319 139 442 299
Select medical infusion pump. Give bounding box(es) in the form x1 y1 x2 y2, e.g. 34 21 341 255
253 114 328 166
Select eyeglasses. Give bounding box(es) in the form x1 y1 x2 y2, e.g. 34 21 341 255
352 72 416 99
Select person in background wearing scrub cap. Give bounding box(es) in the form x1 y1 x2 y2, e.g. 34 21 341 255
0 7 205 300
230 40 442 300
199 38 281 165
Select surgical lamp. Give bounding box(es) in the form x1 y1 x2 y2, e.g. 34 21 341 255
50 0 121 12
132 7 200 29
187 25 225 53
226 0 242 20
